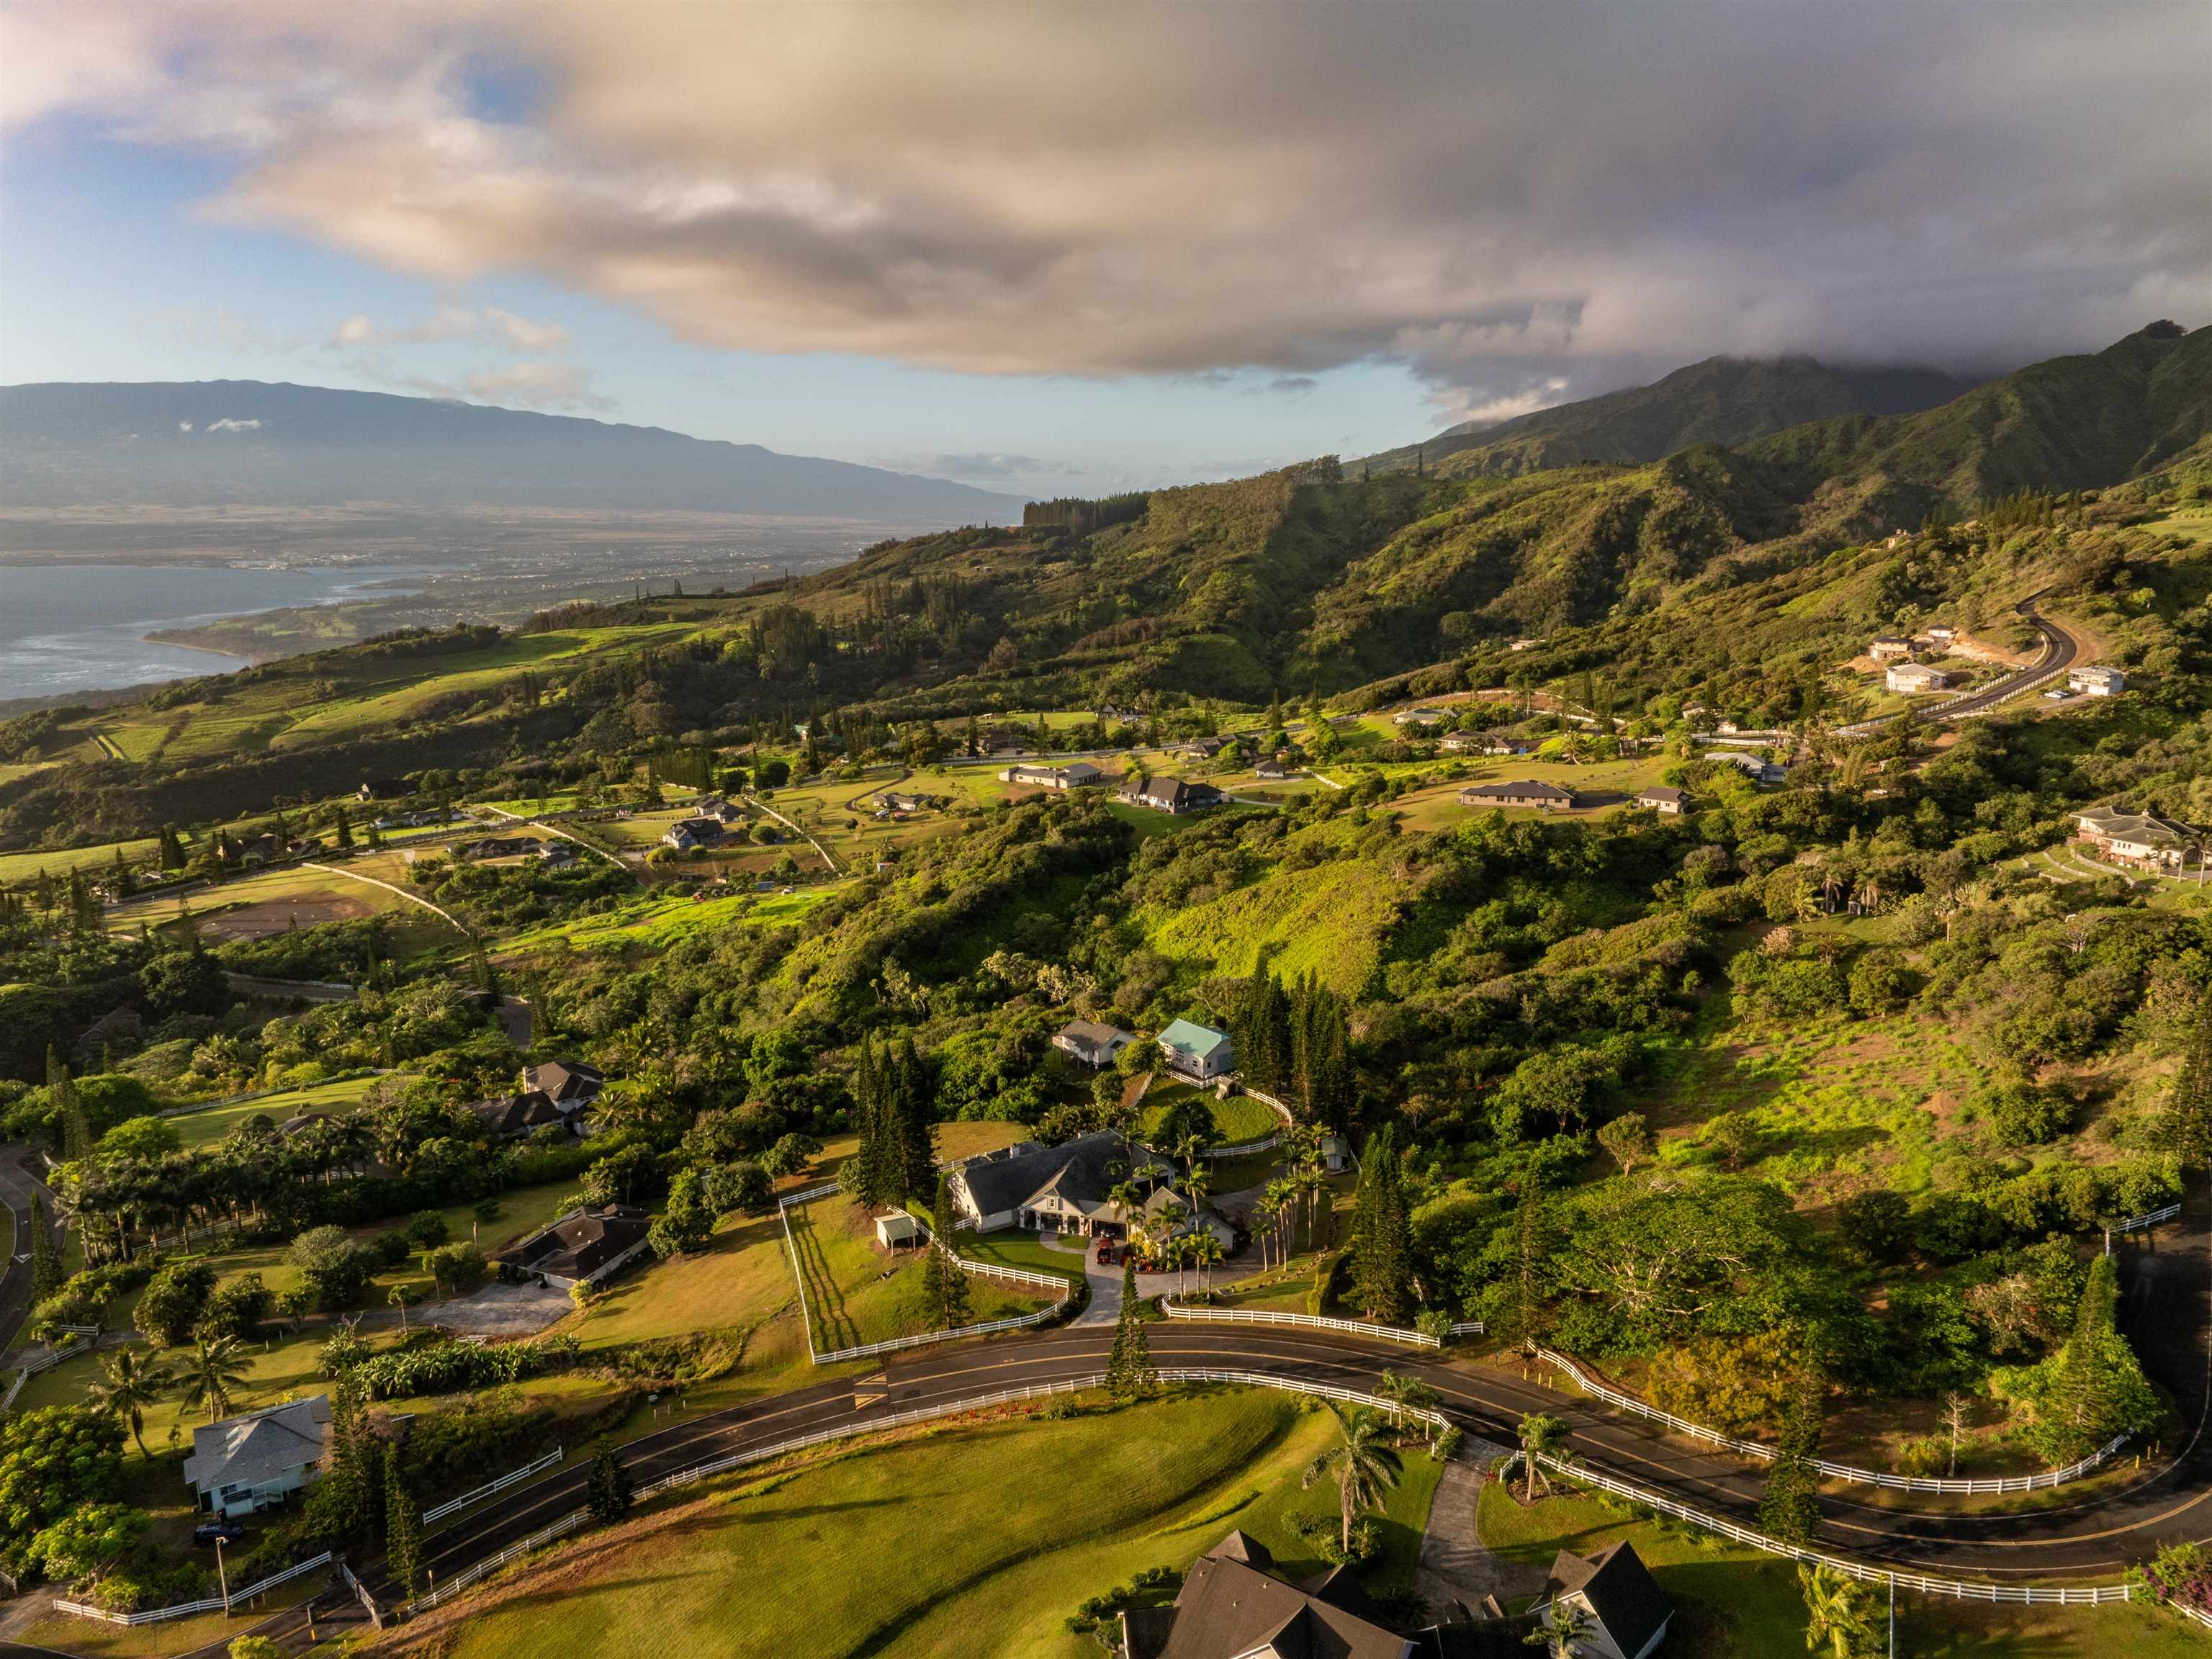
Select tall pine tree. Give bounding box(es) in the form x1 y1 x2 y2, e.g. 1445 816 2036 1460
1105 1259 1154 1401
384 1455 422 1596
48 1048 91 1162
28 1196 60 1305
1756 1357 1825 1545
585 1435 634 1523
1350 1125 1414 1323
895 1038 936 1201
921 1176 972 1330
2167 994 2212 1169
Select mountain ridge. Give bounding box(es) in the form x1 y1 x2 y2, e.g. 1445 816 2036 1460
1362 354 1972 478
0 379 1026 524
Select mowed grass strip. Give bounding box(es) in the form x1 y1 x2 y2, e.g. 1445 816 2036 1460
369 1388 1430 1659
782 1193 1054 1354
167 1074 382 1148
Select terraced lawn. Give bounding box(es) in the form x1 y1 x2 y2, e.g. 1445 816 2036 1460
369 1386 1443 1659
166 1073 384 1148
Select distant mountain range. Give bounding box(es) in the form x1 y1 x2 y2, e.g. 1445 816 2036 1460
0 381 1027 524
1362 355 1972 477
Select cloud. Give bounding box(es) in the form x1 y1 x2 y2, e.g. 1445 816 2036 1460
11 3 2209 416
176 421 192 431
204 417 261 432
327 303 557 349
460 358 609 411
483 307 568 352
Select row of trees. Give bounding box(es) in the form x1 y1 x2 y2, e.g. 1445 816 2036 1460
1228 968 1354 1128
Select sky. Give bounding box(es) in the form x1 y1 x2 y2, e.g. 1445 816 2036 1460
2 1 2206 501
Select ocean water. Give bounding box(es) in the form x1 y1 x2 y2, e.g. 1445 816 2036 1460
0 563 421 702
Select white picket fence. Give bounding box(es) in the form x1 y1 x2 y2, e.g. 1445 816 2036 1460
1200 1088 1296 1160
1446 1320 1487 1338
50 1550 333 1626
1534 1347 2128 1493
779 1183 1076 1364
421 1447 567 1524
1159 1298 1441 1349
3 1329 96 1413
1521 1450 2133 1606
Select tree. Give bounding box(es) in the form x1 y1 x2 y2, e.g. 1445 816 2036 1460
0 1406 124 1552
1523 1596 1595 1658
649 1168 717 1257
134 1260 217 1348
230 1640 287 1659
87 1348 173 1460
385 1455 423 1596
289 1226 375 1309
1301 1404 1402 1553
1104 1259 1154 1401
585 1435 633 1523
27 1196 61 1305
1596 1112 1655 1174
2167 994 2212 1169
421 1241 488 1297
1516 1413 1567 1501
922 1177 972 1330
1349 1124 1413 1324
179 1334 251 1424
157 824 186 872
1757 1362 1826 1547
30 1501 149 1587
1797 1564 1880 1658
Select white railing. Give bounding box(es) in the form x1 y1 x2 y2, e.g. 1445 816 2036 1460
2116 1202 2182 1233
421 1447 567 1524
1160 1297 1440 1348
403 1513 585 1617
48 1550 333 1626
1447 1320 1487 1338
780 1186 1074 1365
1200 1088 1296 1160
0 1372 26 1413
16 1332 93 1382
1521 1451 2132 1606
1534 1347 2128 1493
338 1557 385 1629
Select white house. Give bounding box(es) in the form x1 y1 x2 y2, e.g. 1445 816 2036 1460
1636 786 1689 815
1869 634 1915 661
1158 1018 1234 1080
2069 665 2126 696
1391 707 1448 728
999 762 1107 790
1887 662 1954 695
2074 806 2190 871
184 1397 333 1518
1536 1540 1673 1659
1053 1019 1134 1068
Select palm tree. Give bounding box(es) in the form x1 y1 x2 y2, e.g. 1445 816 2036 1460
1189 1230 1226 1298
1301 1404 1402 1554
1107 1180 1148 1237
1523 1596 1594 1658
1172 1130 1208 1178
1517 1412 1568 1501
1376 1370 1444 1448
1296 1159 1332 1249
88 1348 173 1459
1262 1179 1298 1270
1797 1564 1880 1659
179 1334 251 1424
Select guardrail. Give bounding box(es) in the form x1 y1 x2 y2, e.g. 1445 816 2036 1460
421 1447 567 1524
1159 1298 1441 1348
1521 1450 2131 1606
780 1185 1076 1365
1533 1347 2127 1493
50 1550 333 1625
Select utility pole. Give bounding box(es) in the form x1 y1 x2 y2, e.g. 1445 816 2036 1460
1889 1575 1896 1657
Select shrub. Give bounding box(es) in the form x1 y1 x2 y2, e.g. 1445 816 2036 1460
134 1261 217 1348
420 1242 487 1297
402 1210 451 1249
198 1273 272 1341
1979 1081 2074 1146
289 1226 374 1310
353 1336 577 1401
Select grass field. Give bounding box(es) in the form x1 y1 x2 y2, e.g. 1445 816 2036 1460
100 860 462 946
500 888 835 953
782 1193 1056 1354
373 1385 1443 1659
1476 1475 2203 1656
16 1580 322 1658
166 1074 383 1148
0 835 161 885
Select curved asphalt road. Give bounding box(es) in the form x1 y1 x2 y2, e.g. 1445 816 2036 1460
1933 597 2080 719
377 1185 2208 1608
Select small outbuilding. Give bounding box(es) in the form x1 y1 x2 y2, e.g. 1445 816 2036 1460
874 1210 924 1251
1636 786 1689 815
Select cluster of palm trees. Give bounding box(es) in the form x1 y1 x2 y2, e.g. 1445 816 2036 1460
60 1112 385 1267
1252 1136 1335 1274
86 1336 255 1457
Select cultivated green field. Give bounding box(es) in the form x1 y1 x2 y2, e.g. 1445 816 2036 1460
379 1386 1442 1659
0 835 162 884
166 1073 384 1148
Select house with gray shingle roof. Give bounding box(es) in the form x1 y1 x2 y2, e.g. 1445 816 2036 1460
184 1396 333 1518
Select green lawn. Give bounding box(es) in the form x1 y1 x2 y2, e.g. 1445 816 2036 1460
165 1074 383 1149
1477 1477 2204 1657
17 1579 322 1658
1142 1084 1282 1147
379 1385 1442 1659
782 1194 1055 1354
0 835 161 885
1140 823 1401 995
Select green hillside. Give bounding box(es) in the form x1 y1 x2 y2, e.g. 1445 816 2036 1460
1362 355 1964 477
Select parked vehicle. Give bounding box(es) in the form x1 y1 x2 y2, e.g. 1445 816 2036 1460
194 1521 247 1547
